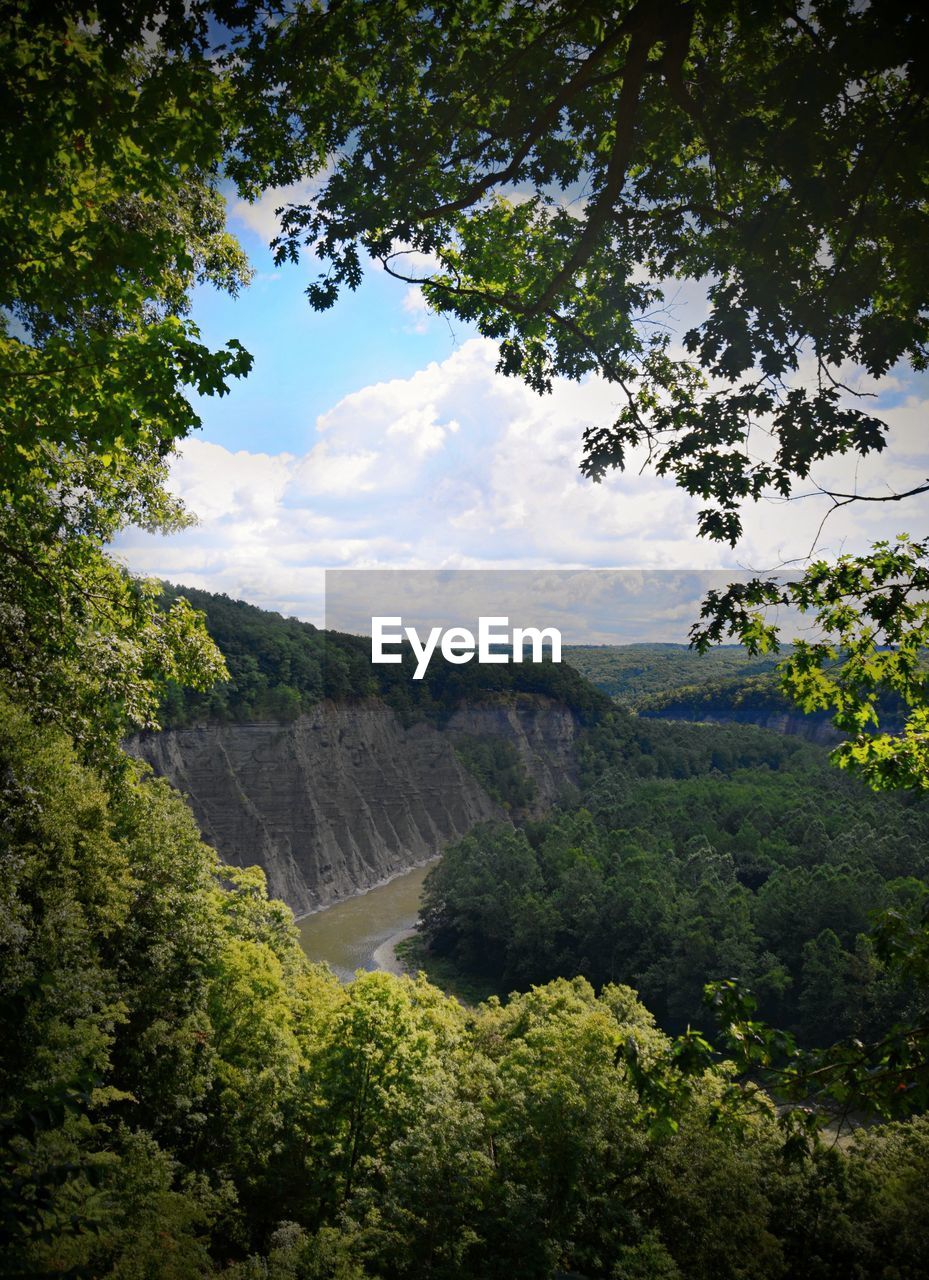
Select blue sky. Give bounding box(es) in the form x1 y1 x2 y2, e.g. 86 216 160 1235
184 215 480 456
113 187 929 640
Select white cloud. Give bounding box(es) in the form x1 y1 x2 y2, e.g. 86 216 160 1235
166 441 294 522
401 286 431 334
230 179 321 243
114 338 929 625
293 443 381 495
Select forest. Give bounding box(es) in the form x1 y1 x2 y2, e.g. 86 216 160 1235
419 717 929 1045
5 686 929 1278
4 1 929 1276
562 645 786 707
156 584 610 729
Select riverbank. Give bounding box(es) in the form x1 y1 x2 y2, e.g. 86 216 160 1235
296 857 500 1002
393 932 501 1005
371 928 416 976
297 859 437 982
293 855 441 922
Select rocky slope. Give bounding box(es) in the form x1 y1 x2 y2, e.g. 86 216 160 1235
129 695 579 915
640 703 842 746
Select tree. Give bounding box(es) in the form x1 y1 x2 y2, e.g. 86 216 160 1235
0 1 255 762
226 0 929 782
693 537 929 790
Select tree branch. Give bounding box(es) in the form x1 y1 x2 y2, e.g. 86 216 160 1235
416 4 653 223
816 479 929 504
524 8 667 318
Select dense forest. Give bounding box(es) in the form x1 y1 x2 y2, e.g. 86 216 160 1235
7 553 929 1279
157 584 610 730
419 716 929 1046
636 671 833 732
633 671 905 744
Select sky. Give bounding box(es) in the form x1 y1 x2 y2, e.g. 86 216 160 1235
113 185 929 641
324 569 813 648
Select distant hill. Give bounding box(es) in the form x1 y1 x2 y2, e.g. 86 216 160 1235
563 643 906 745
158 594 895 745
563 642 786 706
634 671 841 743
158 583 612 728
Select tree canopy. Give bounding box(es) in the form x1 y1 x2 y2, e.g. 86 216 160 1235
0 0 254 761
238 0 929 540
228 0 929 785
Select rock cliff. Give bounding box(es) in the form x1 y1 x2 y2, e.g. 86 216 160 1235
640 705 842 746
445 696 580 806
129 695 579 915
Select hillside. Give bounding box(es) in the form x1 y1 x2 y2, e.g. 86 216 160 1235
9 7 929 1274
131 585 607 910
563 642 786 706
131 695 580 913
147 590 929 1053
158 583 610 729
636 671 843 743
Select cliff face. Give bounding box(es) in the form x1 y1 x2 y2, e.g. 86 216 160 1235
641 705 842 746
445 697 580 807
129 695 579 915
743 711 842 745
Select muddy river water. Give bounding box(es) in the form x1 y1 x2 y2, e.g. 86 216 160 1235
297 859 437 982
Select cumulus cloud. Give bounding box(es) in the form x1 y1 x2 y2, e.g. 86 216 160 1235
114 338 929 627
229 181 318 244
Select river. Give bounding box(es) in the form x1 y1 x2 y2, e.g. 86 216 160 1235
297 859 437 982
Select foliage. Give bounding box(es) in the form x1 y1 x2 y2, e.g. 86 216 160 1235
563 642 863 751
635 669 840 737
637 670 829 731
420 716 929 1044
8 678 929 1275
693 538 929 789
0 689 298 1269
700 895 929 1122
452 733 538 812
0 3 256 767
5 2 929 1272
240 1 928 541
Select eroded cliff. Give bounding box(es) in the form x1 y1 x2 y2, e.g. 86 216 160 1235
640 705 843 745
129 695 579 914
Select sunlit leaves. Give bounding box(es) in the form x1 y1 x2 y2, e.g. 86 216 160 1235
0 6 254 760
692 537 929 789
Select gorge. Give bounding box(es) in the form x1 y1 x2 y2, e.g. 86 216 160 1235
129 693 581 915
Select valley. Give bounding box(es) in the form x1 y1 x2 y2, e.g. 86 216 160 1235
128 588 929 1056
9 12 929 1272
